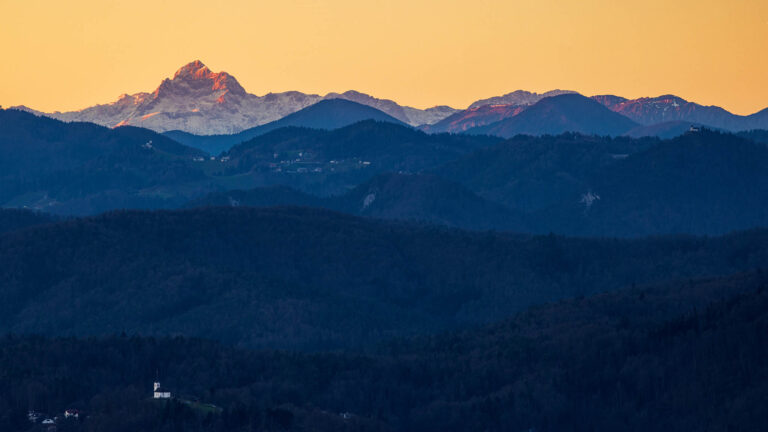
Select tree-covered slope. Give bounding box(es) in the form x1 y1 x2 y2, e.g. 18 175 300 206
187 173 529 232
1 272 766 431
0 109 209 215
1 207 767 350
437 130 768 236
0 209 55 234
164 99 409 155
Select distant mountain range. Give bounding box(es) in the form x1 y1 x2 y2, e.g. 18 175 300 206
165 99 409 155
465 94 639 137
468 89 577 109
421 103 528 134
14 61 459 134
428 93 768 136
594 94 768 130
14 59 768 138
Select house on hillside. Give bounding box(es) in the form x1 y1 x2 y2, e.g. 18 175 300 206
153 381 171 399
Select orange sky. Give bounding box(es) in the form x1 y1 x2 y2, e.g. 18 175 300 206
1 0 766 114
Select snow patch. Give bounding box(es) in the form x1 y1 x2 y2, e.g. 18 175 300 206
580 191 600 210
362 193 376 210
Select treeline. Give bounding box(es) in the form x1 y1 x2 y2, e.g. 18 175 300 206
1 272 766 431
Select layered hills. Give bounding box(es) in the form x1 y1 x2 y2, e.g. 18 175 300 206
4 107 768 237
1 206 767 350
164 99 410 155
437 130 768 236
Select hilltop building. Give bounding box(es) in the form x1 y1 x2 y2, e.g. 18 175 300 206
153 381 171 399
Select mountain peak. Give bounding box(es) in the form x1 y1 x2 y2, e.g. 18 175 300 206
155 60 246 99
469 89 578 109
173 60 211 80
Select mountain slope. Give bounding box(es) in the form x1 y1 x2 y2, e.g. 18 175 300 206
435 133 656 212
189 173 529 231
0 108 209 214
420 104 527 134
1 207 767 350
468 94 639 137
438 129 768 236
553 129 768 236
595 94 768 131
421 90 577 134
625 120 714 139
164 99 409 154
324 90 459 125
329 173 528 230
738 129 768 145
468 89 577 109
0 209 55 234
215 120 501 196
1 271 766 432
185 185 323 209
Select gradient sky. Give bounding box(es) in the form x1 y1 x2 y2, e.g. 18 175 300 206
1 0 766 114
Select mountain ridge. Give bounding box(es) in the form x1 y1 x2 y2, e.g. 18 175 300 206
466 94 639 137
165 99 410 154
15 61 459 134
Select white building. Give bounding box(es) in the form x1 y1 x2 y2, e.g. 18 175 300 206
153 381 171 399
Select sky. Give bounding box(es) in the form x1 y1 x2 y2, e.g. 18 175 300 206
1 0 767 114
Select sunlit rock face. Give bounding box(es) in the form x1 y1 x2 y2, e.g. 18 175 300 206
17 61 458 135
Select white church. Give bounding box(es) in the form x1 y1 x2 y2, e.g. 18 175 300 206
153 381 171 399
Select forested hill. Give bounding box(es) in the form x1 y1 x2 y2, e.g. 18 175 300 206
436 129 768 236
165 99 410 155
0 109 210 215
218 120 501 196
0 209 55 234
1 206 767 350
187 173 530 232
1 271 766 432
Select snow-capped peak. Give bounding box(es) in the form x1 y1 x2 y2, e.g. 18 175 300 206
173 60 211 80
